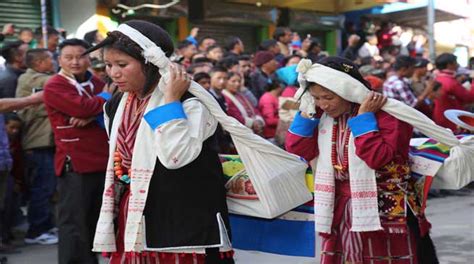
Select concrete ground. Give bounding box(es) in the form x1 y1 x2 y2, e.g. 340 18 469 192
3 191 473 264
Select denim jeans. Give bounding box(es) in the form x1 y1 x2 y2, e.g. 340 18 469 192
0 170 9 241
25 148 56 238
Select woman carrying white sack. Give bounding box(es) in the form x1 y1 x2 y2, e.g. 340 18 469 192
286 56 472 264
87 20 234 264
90 19 312 264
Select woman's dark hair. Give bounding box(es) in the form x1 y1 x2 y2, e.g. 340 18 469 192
85 20 174 96
435 53 457 70
309 56 371 90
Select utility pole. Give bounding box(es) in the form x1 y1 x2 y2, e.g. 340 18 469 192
427 0 436 61
41 0 48 48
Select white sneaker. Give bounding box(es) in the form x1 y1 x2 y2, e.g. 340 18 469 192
48 227 58 236
24 233 58 245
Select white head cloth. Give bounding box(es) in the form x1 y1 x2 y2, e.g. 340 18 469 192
116 24 169 69
93 23 311 252
296 58 474 233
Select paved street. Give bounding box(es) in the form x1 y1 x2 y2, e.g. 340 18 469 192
3 192 473 264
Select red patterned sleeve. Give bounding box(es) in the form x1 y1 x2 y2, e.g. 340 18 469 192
285 132 318 162
285 112 320 162
353 111 413 169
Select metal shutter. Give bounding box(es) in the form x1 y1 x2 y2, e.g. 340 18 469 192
0 0 50 32
189 22 258 52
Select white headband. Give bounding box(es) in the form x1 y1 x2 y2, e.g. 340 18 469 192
297 59 370 105
295 58 460 147
116 24 170 69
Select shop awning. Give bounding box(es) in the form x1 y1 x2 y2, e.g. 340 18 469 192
226 0 394 13
364 1 468 27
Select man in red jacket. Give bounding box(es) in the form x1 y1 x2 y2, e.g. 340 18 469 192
43 39 110 264
434 53 474 132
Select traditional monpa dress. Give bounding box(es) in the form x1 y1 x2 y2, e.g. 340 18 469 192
103 91 234 264
286 109 432 264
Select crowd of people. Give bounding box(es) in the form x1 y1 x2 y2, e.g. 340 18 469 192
339 20 474 130
0 17 472 264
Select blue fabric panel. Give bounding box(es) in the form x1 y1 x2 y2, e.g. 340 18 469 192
144 101 187 130
94 92 111 129
288 111 319 137
229 214 315 257
97 92 112 101
348 112 379 137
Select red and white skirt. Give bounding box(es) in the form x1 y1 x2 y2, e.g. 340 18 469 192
320 180 418 264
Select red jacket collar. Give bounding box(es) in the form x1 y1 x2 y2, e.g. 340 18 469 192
438 69 456 77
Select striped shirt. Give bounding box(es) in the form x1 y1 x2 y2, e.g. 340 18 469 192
383 75 418 107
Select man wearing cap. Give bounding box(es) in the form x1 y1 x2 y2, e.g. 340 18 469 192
410 58 430 95
249 51 279 99
90 57 107 82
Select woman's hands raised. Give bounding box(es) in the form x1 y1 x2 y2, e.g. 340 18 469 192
164 63 192 103
358 92 387 115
